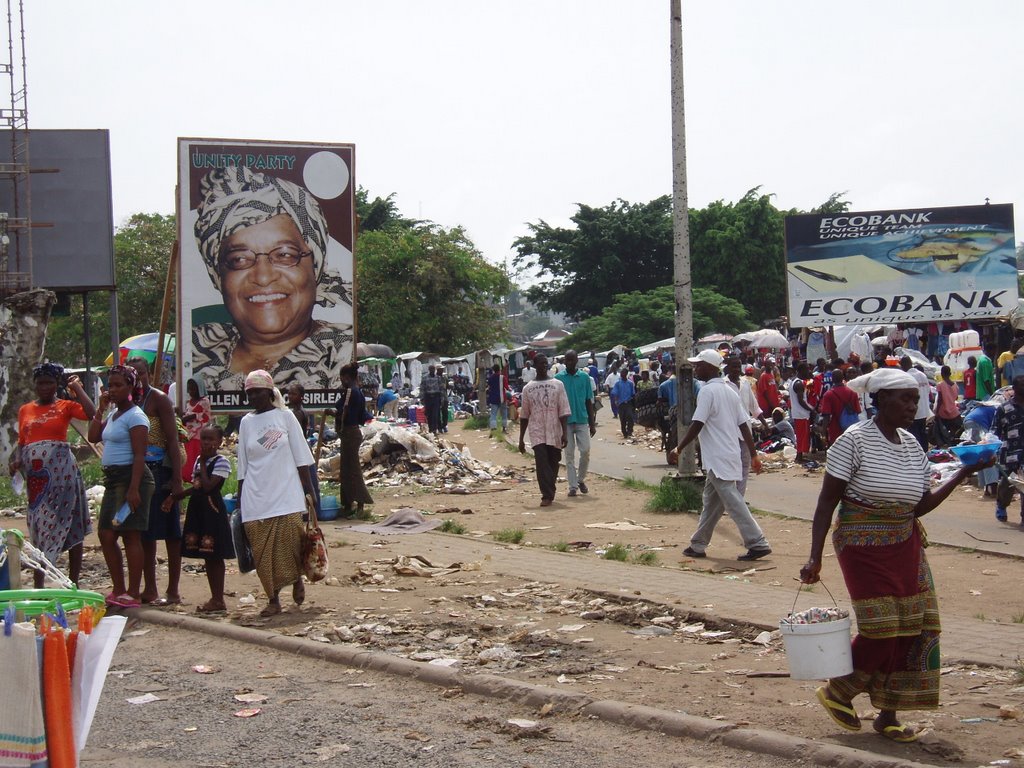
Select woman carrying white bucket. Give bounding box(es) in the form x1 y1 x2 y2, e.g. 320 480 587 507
799 367 992 743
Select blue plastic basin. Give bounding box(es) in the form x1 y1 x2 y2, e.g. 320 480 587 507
949 443 1001 465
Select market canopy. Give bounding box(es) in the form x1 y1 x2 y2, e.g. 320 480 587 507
356 342 395 359
735 328 790 349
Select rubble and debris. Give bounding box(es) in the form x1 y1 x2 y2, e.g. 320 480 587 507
315 423 525 492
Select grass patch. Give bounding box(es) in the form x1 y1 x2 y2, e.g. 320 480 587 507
439 519 467 535
646 476 703 513
354 506 374 521
493 527 525 544
632 551 659 566
1014 658 1024 684
602 543 630 561
550 541 570 552
621 476 656 492
462 414 490 431
1012 612 1024 624
973 612 987 621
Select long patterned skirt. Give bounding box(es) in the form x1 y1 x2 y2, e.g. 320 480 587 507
243 512 303 597
828 498 940 711
340 426 373 509
20 440 92 564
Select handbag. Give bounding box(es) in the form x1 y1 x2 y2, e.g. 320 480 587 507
301 493 329 583
230 509 256 574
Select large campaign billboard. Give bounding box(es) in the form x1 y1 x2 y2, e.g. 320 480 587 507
177 138 356 411
785 203 1016 326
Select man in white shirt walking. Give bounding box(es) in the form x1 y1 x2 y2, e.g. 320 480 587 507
673 350 772 561
900 356 932 451
724 355 766 495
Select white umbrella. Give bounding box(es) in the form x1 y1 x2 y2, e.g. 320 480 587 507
745 329 790 349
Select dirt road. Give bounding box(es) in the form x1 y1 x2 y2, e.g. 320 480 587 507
83 621 800 768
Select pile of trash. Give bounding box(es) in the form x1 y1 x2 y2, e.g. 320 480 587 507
317 421 525 490
282 574 781 675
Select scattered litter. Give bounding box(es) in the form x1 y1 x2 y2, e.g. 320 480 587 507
191 665 217 674
348 508 441 535
234 693 268 704
312 744 351 761
628 626 672 637
584 520 652 531
238 594 256 605
233 708 262 718
557 624 587 633
126 693 161 705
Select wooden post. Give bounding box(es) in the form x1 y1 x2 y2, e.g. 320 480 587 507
153 240 179 388
4 529 21 589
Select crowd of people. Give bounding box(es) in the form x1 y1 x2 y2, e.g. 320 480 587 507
8 325 1023 746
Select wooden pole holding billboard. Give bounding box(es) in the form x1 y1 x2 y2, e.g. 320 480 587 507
152 240 179 388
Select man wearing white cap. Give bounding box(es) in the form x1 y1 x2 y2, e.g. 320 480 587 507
673 350 772 561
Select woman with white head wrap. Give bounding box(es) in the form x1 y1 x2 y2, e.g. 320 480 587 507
236 369 317 616
191 166 351 393
800 365 991 742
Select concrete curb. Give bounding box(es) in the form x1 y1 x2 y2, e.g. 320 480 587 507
132 608 940 768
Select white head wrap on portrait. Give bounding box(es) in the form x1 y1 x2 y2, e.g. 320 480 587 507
194 165 347 308
847 367 918 394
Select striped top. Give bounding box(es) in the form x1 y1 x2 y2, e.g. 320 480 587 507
825 419 929 505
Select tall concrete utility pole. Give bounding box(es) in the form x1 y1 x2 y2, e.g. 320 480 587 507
670 0 697 476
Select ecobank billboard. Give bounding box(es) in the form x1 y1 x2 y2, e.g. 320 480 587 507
785 203 1016 326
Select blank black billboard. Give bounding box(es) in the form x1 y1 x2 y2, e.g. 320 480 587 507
0 128 115 290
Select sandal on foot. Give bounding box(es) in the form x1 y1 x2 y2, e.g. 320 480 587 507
876 723 917 743
292 579 305 606
106 593 141 609
259 603 282 618
815 686 861 731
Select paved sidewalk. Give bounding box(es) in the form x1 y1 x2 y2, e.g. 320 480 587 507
579 422 1024 558
349 528 1024 669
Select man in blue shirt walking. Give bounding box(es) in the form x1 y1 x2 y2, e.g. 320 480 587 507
611 367 636 438
556 350 597 497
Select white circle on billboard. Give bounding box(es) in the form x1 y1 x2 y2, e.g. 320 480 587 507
302 151 349 199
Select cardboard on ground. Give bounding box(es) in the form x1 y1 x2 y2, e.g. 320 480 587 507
787 253 908 293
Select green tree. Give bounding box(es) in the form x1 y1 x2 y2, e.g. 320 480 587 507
513 191 848 325
355 187 420 233
560 285 752 352
46 213 176 368
357 225 511 352
689 188 789 324
513 196 673 320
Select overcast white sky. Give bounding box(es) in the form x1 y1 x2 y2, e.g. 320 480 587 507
28 1 1024 274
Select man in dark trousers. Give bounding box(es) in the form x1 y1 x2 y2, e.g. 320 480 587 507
420 365 444 434
518 354 571 507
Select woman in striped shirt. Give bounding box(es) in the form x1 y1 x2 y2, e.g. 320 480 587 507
800 368 990 743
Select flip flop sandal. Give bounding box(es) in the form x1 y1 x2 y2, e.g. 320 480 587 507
150 597 183 608
815 686 861 731
877 724 917 743
107 593 141 609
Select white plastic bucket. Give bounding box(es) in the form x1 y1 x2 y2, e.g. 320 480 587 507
779 616 854 680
